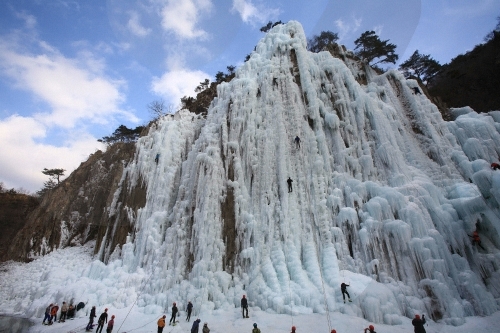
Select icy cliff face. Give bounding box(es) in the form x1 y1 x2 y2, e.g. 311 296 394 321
90 21 500 325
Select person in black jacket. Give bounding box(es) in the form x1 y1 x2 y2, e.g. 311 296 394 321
412 314 426 333
340 282 352 303
191 318 201 333
96 308 108 333
86 306 96 331
287 177 293 193
169 302 178 325
186 301 193 321
241 295 249 318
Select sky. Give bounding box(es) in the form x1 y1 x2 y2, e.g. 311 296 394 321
0 0 499 192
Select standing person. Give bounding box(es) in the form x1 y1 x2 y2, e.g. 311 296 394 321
67 304 75 319
412 314 426 333
42 303 53 325
96 308 108 333
364 324 376 333
252 323 261 333
186 301 193 321
155 153 160 164
294 136 301 148
106 315 115 333
169 302 178 325
86 306 97 331
157 315 166 333
340 282 352 303
191 318 201 333
59 302 68 322
49 303 59 324
202 322 210 333
241 295 249 318
287 177 293 193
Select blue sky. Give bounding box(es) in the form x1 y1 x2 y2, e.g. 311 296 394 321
1 0 499 192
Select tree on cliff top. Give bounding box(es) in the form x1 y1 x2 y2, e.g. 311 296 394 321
42 168 65 184
399 50 442 85
307 31 339 53
354 30 398 65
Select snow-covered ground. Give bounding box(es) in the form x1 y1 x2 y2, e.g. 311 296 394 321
0 244 499 333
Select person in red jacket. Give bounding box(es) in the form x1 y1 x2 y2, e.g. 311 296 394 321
491 162 500 170
106 315 115 333
49 304 59 324
364 324 376 333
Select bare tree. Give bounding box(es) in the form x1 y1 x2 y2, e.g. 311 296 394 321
147 100 173 119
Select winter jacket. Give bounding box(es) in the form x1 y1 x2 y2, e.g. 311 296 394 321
202 325 210 333
61 303 69 312
412 317 426 333
252 328 261 333
107 318 114 329
172 305 178 315
241 297 248 308
191 319 201 333
187 302 193 312
98 312 108 324
158 317 166 328
50 305 59 316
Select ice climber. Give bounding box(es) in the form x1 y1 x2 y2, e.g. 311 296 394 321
252 323 261 333
364 324 376 333
491 162 500 170
291 325 296 333
202 322 210 333
96 308 108 333
157 315 166 333
86 305 96 331
287 177 293 193
241 294 249 318
412 314 426 333
169 302 178 325
42 303 53 325
295 136 301 148
340 282 352 303
106 315 115 333
191 318 201 333
155 153 160 164
186 301 193 321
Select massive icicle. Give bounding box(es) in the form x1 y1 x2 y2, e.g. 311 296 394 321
69 21 500 324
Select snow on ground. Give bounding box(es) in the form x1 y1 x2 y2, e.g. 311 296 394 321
0 245 499 333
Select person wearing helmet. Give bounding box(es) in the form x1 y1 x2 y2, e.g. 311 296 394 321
364 324 376 333
106 315 115 333
291 325 296 333
241 295 249 318
202 322 210 333
157 315 166 333
331 330 337 333
169 302 178 325
412 314 426 333
252 323 261 333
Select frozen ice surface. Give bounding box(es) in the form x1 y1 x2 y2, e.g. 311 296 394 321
1 21 500 331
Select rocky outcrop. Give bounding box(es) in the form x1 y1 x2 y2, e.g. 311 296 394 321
5 142 138 262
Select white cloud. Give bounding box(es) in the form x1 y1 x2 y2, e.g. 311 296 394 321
151 67 210 107
160 0 213 39
231 0 279 26
335 17 362 42
0 40 137 128
127 11 152 37
15 11 37 29
0 115 103 192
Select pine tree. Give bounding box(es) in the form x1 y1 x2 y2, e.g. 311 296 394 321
307 31 339 53
354 31 398 65
399 50 442 84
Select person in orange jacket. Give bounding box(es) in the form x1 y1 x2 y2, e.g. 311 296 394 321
157 315 166 333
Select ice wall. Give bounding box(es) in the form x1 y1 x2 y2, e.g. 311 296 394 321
101 21 500 325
